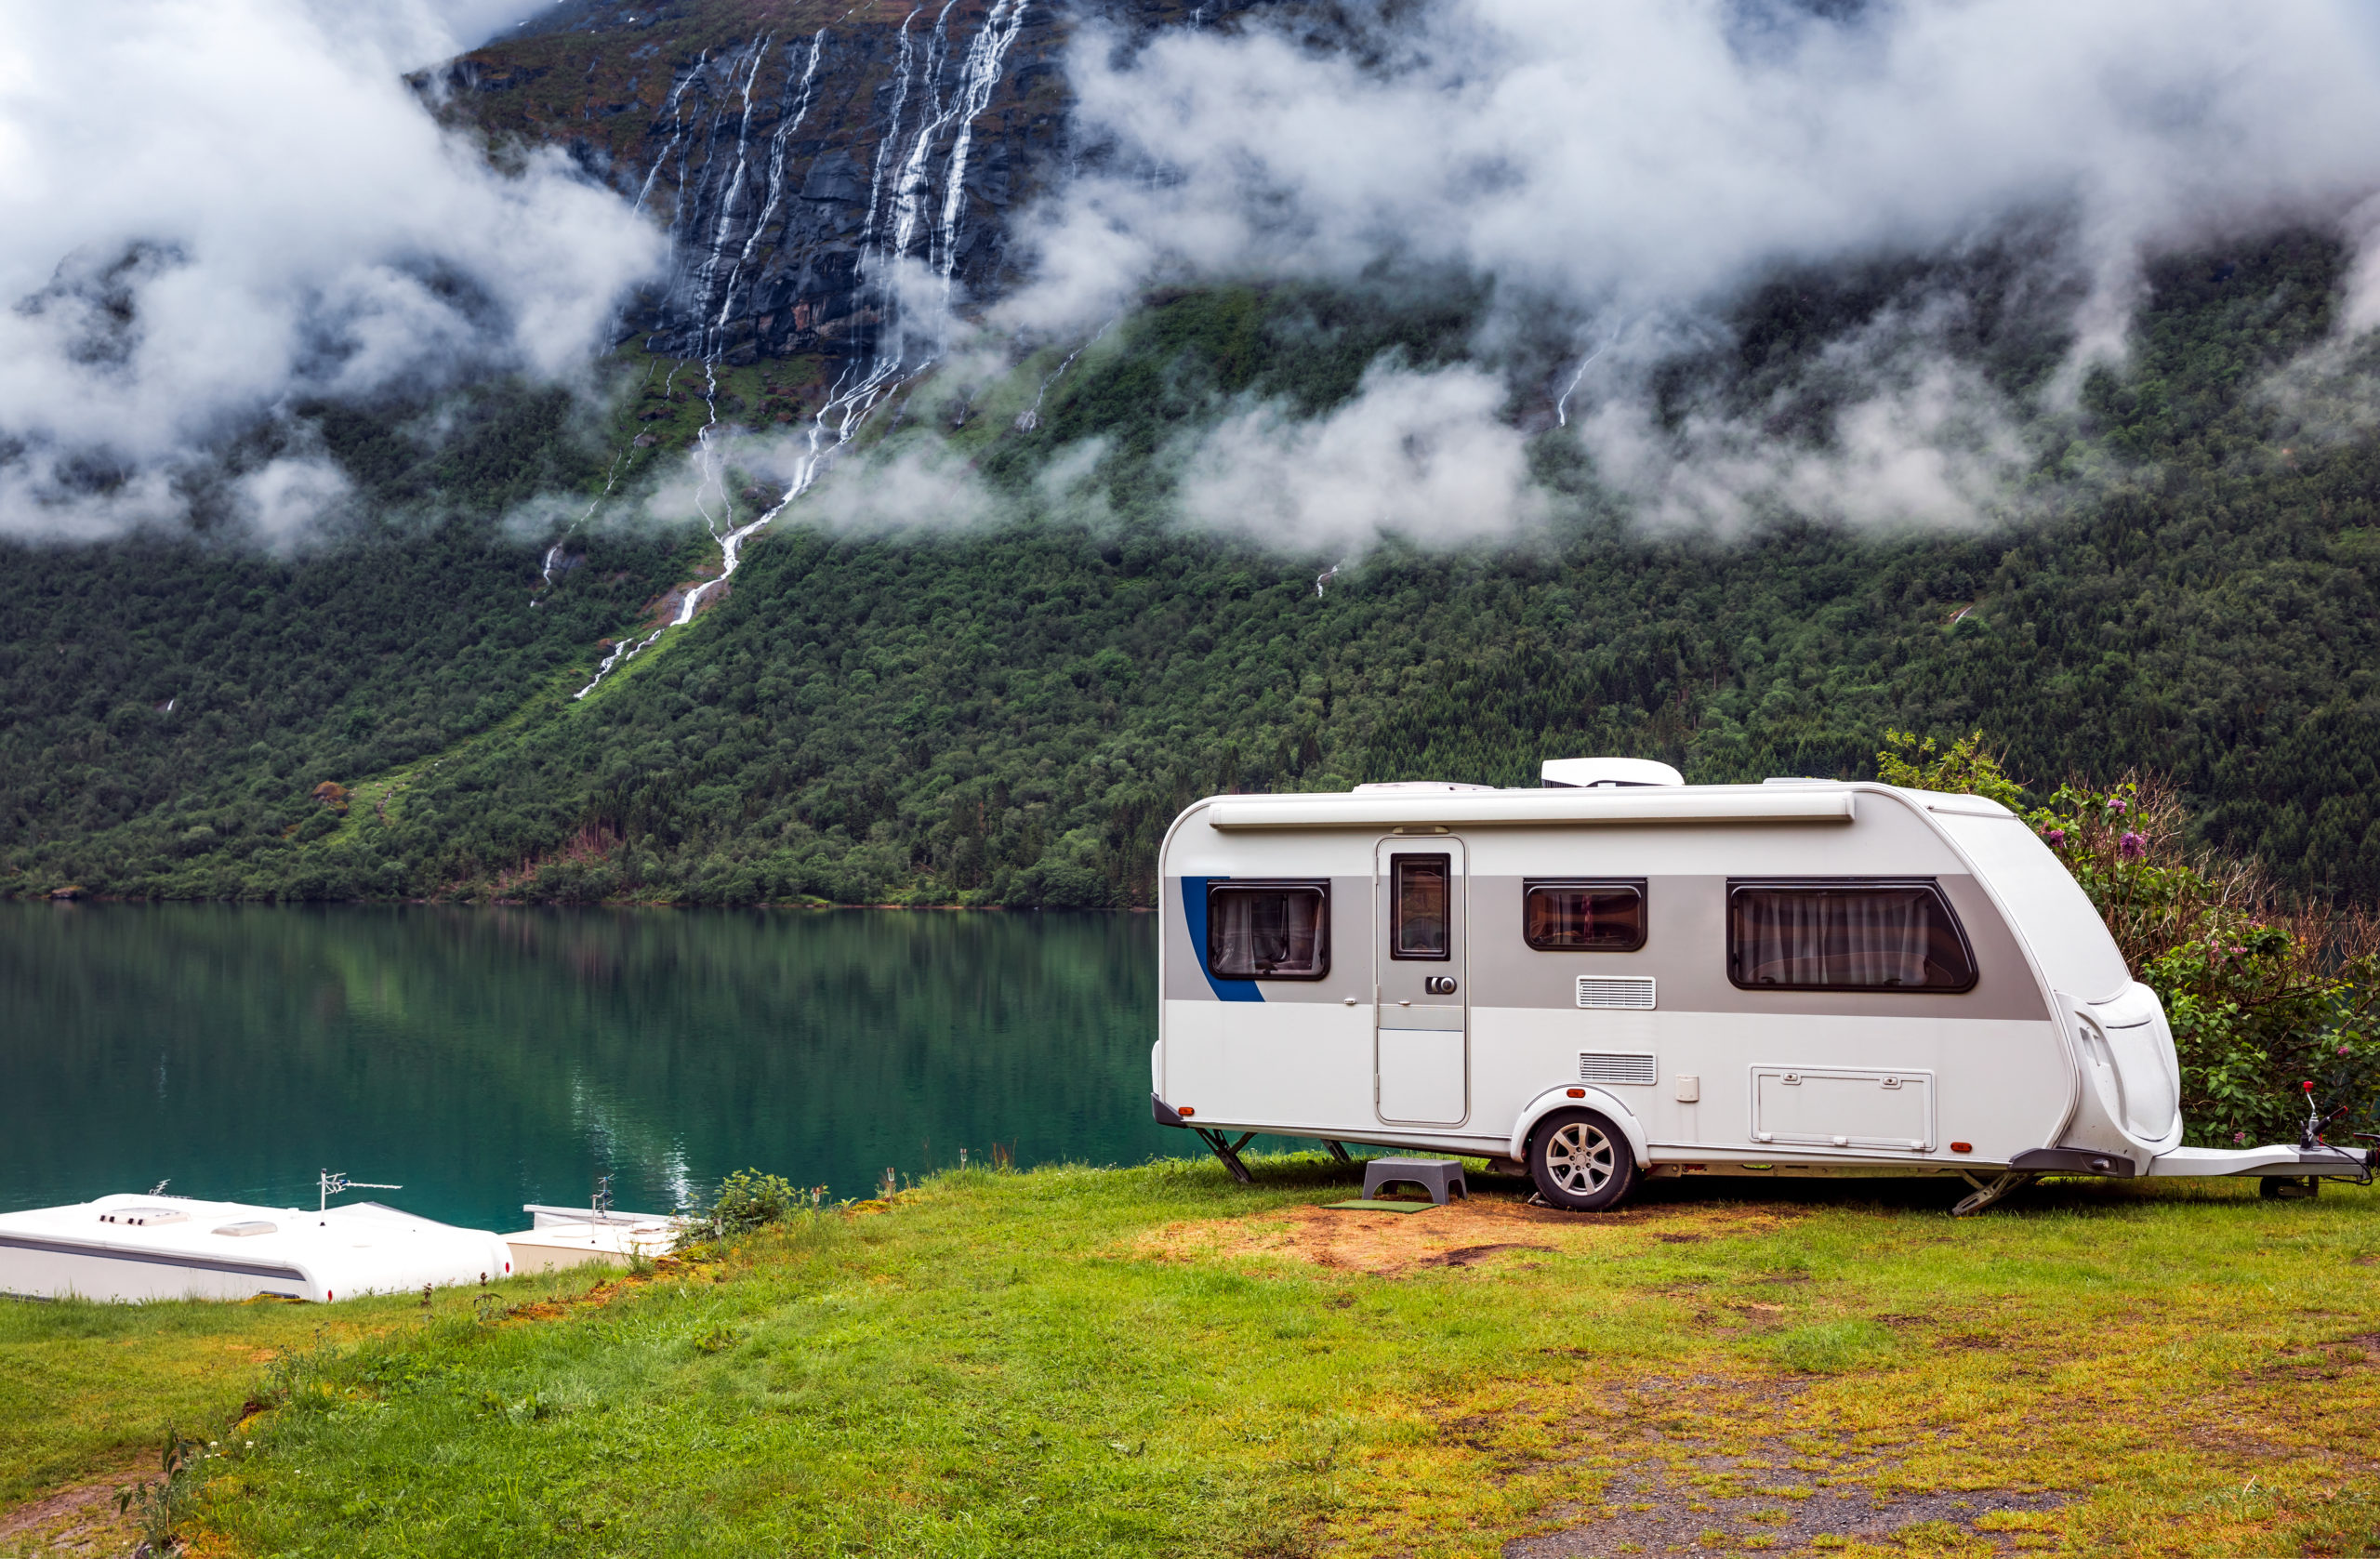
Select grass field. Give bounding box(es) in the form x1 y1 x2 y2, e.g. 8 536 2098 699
4 1157 2376 1557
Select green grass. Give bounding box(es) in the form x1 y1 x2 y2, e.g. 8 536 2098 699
5 1159 2378 1556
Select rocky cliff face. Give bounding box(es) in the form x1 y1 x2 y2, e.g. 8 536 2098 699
428 0 1243 366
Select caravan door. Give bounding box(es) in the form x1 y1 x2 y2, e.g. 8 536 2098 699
1375 839 1468 1125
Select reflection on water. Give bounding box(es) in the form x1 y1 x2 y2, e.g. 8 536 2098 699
0 904 1177 1231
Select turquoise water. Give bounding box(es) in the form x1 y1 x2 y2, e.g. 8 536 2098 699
0 904 1182 1232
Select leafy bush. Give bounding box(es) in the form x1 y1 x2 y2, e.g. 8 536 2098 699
1880 731 2380 1147
676 1168 823 1247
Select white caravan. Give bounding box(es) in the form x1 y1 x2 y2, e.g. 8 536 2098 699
1150 760 2373 1213
0 1193 517 1302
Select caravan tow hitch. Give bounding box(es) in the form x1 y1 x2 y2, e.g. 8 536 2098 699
2259 1084 2375 1199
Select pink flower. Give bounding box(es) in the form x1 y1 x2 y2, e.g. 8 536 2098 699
2234 1130 2247 1143
2044 827 2067 844
2108 797 2128 814
2119 832 2146 859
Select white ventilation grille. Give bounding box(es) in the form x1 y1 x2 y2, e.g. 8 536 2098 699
1576 975 1656 1010
1579 1052 1658 1087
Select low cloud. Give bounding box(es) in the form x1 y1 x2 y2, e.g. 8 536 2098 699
1574 299 2039 535
1173 363 1542 548
0 0 666 540
990 0 2380 542
1017 0 2380 331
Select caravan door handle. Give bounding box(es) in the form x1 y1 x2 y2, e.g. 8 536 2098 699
1424 976 1458 996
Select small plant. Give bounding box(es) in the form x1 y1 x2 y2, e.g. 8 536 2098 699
676 1168 812 1248
116 1426 205 1555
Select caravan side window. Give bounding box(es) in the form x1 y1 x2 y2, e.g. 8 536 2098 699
1524 880 1647 951
1207 882 1330 980
1726 880 1977 992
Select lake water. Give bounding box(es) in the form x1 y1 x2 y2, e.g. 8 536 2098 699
0 903 1185 1232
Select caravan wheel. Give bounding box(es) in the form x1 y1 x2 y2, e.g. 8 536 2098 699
1529 1109 1638 1211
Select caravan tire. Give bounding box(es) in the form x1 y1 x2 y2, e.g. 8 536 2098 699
1528 1109 1638 1211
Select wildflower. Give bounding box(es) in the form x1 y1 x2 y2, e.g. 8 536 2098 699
2234 1130 2247 1143
2108 797 2128 814
2119 832 2145 859
2045 827 2067 844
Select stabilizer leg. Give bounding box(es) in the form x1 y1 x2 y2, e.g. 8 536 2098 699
1195 1128 1256 1185
1322 1140 1354 1165
1951 1170 2036 1218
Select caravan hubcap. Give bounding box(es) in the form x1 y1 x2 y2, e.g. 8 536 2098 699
1545 1121 1617 1193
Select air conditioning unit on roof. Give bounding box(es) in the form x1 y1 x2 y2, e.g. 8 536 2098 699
1540 758 1685 788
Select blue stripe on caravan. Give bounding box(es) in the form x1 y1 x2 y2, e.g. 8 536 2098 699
1181 876 1263 1002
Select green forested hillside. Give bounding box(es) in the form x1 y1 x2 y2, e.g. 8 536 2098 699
5 231 2379 907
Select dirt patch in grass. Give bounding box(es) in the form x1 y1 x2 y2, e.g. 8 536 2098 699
1499 1378 2073 1557
0 1468 143 1556
1130 1193 1805 1277
1509 1464 2069 1556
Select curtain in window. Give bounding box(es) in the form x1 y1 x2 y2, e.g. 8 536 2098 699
1525 886 1644 949
1731 888 1955 988
1210 888 1327 977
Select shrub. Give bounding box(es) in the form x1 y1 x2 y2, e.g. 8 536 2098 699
1880 731 2380 1147
676 1168 825 1247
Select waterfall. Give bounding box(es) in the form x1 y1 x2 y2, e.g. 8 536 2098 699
860 8 926 256
932 0 1029 291
631 56 707 215
1555 320 1627 428
533 445 630 605
1014 311 1116 432
689 35 774 363
572 1 1037 702
532 360 657 606
714 31 827 341
883 3 961 268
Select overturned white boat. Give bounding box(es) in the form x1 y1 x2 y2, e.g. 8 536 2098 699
0 1193 516 1303
502 1203 682 1275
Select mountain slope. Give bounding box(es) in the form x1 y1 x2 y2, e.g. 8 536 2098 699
7 231 2380 906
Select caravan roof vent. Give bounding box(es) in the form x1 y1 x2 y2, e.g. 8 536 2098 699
1541 758 1685 789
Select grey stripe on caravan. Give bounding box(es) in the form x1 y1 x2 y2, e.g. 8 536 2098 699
1163 871 2050 1021
0 1234 309 1282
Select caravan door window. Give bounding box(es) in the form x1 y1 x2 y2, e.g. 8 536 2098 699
1207 882 1330 980
1390 854 1451 959
1524 881 1647 951
1726 881 1977 992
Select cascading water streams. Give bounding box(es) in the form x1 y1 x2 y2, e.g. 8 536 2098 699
861 8 927 257
632 57 707 215
1554 320 1628 427
710 31 827 350
573 1 1036 702
931 0 1029 290
1014 312 1117 432
684 34 774 357
535 446 629 604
